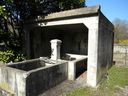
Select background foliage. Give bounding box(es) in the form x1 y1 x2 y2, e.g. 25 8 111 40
113 19 128 44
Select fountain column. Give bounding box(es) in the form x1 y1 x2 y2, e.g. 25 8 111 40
50 39 62 60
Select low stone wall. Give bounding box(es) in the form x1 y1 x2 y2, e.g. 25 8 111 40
114 44 128 53
113 44 128 66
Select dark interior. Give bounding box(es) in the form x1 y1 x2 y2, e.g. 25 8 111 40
75 59 87 78
29 23 88 59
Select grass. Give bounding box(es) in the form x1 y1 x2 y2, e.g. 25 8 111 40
0 82 14 96
66 66 128 96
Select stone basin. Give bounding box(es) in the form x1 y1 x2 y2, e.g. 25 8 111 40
7 57 58 71
0 57 68 96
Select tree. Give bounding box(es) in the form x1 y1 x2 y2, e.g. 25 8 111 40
59 0 85 11
113 18 128 43
0 4 11 48
0 0 85 43
0 0 85 62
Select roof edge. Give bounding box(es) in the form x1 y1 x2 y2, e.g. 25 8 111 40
41 5 100 20
25 5 101 24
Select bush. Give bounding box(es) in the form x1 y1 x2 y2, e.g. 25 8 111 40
0 50 14 63
0 50 26 63
14 53 26 62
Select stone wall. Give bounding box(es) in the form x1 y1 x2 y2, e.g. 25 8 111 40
26 62 68 96
97 12 114 82
114 44 128 53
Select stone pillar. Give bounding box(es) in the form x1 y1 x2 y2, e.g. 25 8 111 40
85 21 99 87
50 39 62 60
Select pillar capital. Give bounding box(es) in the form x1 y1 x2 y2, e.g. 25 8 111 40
50 39 62 44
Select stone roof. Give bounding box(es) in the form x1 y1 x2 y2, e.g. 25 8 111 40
40 5 100 21
25 5 101 23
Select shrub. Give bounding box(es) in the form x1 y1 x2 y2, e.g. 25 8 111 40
0 50 26 63
0 50 14 63
14 53 26 62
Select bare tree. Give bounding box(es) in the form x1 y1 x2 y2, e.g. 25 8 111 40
113 18 128 43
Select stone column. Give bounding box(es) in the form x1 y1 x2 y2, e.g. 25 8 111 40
50 39 62 60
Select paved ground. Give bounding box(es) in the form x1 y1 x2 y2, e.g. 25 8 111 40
40 72 87 96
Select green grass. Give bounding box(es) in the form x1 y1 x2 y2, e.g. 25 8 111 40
108 66 128 87
66 66 128 96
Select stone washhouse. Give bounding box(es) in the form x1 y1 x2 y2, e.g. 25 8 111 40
0 5 114 96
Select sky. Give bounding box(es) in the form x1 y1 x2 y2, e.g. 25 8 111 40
86 0 128 22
